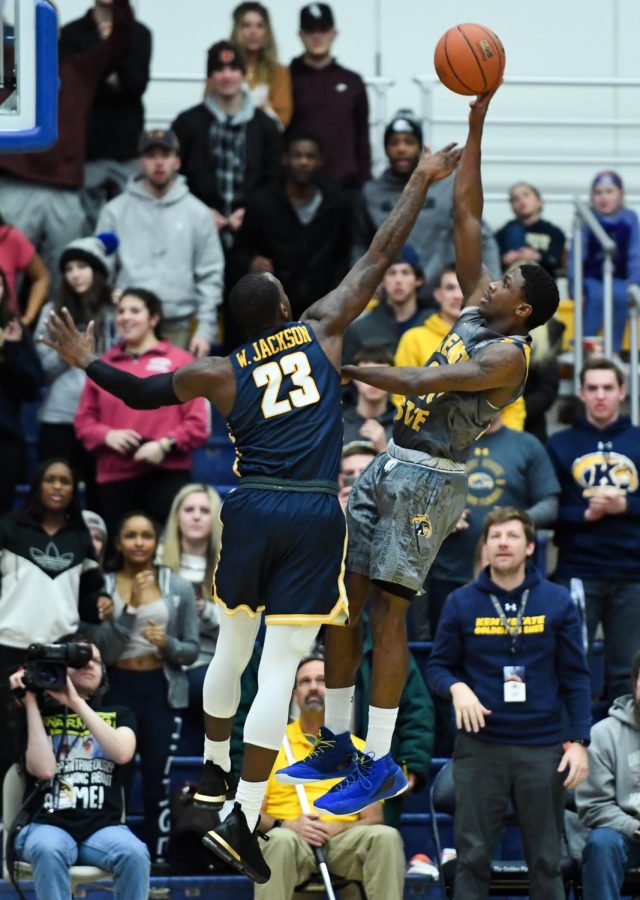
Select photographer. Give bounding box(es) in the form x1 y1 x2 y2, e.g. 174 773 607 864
0 458 111 792
7 639 150 900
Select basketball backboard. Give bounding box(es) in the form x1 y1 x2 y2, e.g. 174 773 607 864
0 0 57 152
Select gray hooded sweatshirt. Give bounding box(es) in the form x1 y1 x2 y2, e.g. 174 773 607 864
355 167 501 297
97 174 224 342
576 694 640 839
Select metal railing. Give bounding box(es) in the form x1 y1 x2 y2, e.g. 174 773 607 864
571 199 617 392
148 72 395 175
413 75 640 168
629 284 640 425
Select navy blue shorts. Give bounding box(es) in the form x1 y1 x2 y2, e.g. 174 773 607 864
213 487 348 625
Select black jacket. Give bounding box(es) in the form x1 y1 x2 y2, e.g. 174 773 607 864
234 181 354 318
171 103 282 212
0 331 43 439
60 11 151 161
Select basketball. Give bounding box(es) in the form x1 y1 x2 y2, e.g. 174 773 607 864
434 24 506 96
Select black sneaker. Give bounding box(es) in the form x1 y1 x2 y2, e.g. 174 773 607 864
202 802 271 884
193 760 235 810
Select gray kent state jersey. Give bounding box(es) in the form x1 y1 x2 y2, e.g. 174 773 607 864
392 306 532 463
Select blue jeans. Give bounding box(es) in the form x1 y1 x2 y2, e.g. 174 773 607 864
582 827 640 900
583 276 629 352
15 822 150 900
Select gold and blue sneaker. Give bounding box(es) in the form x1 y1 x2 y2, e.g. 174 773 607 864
314 751 408 815
275 725 358 784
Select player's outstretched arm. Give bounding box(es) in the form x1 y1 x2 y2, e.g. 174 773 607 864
302 143 463 337
42 308 235 415
343 340 525 401
454 86 500 306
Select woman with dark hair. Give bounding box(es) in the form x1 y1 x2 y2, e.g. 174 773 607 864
86 511 198 862
34 234 119 508
0 458 109 782
0 211 51 327
74 289 210 542
0 266 44 513
230 1 292 128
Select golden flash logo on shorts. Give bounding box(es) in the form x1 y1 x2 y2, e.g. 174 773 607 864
412 515 433 539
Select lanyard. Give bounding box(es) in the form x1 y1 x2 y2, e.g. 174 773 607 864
488 589 530 655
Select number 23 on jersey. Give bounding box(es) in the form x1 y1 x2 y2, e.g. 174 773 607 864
253 351 321 419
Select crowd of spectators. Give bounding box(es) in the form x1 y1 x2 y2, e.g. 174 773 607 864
1 1 640 897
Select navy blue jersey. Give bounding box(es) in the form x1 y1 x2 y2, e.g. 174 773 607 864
227 322 343 481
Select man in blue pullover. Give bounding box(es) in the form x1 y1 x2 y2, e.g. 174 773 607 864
427 506 591 900
547 356 640 700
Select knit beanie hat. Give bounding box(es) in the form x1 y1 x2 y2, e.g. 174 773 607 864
82 510 107 540
59 232 119 279
384 110 423 148
591 170 624 192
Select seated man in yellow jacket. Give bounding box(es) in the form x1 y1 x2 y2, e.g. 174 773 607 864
394 264 525 429
256 656 405 900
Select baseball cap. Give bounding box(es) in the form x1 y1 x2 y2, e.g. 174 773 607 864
207 40 246 75
384 110 423 147
386 243 424 278
300 3 335 31
138 128 180 155
342 440 378 458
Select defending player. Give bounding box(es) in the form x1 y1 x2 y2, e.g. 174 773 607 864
276 87 561 814
42 141 462 883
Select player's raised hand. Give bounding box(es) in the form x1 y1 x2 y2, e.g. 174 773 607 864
418 143 463 183
40 307 97 370
469 81 503 121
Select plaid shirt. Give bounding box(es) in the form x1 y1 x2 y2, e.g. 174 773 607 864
209 116 246 218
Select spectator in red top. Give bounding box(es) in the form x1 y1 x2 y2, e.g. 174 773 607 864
74 288 210 542
0 0 133 285
0 215 50 326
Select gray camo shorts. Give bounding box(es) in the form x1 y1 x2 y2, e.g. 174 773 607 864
346 451 468 596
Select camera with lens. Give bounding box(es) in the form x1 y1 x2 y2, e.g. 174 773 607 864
21 642 93 693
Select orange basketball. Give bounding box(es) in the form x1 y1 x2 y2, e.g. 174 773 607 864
434 23 505 96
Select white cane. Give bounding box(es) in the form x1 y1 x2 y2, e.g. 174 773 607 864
282 734 337 900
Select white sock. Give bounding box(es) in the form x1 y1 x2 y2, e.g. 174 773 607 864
365 706 399 759
235 779 268 832
219 798 236 822
324 686 355 735
204 736 230 772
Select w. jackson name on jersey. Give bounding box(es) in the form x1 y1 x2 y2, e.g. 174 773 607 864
228 322 343 481
394 306 531 463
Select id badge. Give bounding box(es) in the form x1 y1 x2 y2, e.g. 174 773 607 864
503 665 526 702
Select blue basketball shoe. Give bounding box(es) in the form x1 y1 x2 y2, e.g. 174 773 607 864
275 725 358 784
314 751 408 815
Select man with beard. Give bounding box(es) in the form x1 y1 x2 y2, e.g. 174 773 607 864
427 506 591 900
256 656 404 900
97 128 224 357
234 133 353 320
354 111 500 298
577 648 640 899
